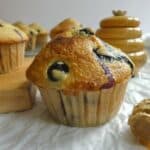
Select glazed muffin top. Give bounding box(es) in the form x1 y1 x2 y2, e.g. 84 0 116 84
29 23 48 35
100 10 140 28
0 21 28 44
50 18 82 39
27 29 134 92
13 22 38 37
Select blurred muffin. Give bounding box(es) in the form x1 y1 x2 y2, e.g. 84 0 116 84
0 21 28 73
13 22 38 50
29 23 48 47
128 99 150 147
50 18 82 39
26 29 134 127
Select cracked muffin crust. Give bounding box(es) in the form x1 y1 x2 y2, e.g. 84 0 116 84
27 30 134 92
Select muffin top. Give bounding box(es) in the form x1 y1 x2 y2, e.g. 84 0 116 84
0 21 28 44
100 10 140 28
27 29 134 93
29 23 48 35
50 18 82 39
13 22 38 37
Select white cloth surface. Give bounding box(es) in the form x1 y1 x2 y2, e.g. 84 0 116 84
0 57 150 150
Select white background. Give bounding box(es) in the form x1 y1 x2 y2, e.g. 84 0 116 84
0 0 150 33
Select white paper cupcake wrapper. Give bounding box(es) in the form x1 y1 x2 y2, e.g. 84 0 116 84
0 42 25 74
40 80 128 127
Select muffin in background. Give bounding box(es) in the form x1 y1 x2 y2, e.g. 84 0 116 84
13 22 38 50
128 99 150 148
50 18 82 39
26 29 134 127
0 21 28 73
29 23 48 47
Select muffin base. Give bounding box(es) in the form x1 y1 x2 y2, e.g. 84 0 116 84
40 80 128 127
0 42 25 74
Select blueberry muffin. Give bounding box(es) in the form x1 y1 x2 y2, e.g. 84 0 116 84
29 23 48 47
14 22 38 50
26 29 134 127
128 99 150 148
50 18 82 39
0 21 28 73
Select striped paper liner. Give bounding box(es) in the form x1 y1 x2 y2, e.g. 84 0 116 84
39 80 128 127
0 42 25 74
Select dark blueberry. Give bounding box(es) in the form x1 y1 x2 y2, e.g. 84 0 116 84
0 24 3 27
47 61 69 81
93 48 134 72
79 28 94 35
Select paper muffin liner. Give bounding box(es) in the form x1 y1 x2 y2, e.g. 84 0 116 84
39 80 128 127
36 34 48 47
0 42 25 74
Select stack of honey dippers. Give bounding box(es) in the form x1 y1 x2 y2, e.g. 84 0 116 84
96 10 147 74
0 20 34 113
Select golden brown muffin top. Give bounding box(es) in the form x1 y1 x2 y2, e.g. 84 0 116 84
100 10 140 28
0 21 28 44
50 18 82 39
128 99 150 146
27 30 134 93
29 23 48 35
13 22 38 37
